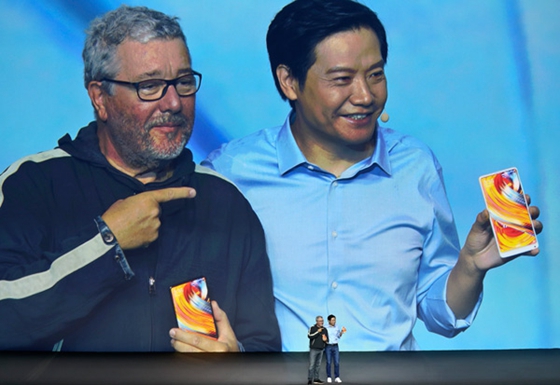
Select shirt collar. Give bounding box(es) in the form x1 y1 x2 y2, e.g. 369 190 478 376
276 112 308 175
276 111 396 177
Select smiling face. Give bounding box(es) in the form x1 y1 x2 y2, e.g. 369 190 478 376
91 38 195 175
285 27 387 160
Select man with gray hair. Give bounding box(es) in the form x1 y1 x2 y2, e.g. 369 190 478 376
0 5 280 352
307 316 329 384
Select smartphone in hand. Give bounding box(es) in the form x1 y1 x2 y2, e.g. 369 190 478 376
479 167 538 258
170 277 218 339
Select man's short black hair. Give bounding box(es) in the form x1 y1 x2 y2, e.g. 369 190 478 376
266 0 388 107
328 314 336 321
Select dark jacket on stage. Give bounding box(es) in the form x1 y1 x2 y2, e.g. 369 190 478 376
308 324 329 350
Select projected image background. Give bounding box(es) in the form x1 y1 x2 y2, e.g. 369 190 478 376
1 0 558 350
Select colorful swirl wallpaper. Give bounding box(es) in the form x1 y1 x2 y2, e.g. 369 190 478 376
170 277 218 339
480 168 538 256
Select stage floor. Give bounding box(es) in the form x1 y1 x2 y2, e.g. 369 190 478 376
1 349 560 384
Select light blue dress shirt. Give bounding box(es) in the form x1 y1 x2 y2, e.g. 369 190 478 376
326 325 343 345
203 112 481 351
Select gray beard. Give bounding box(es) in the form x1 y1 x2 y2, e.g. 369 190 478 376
115 129 190 171
107 112 192 172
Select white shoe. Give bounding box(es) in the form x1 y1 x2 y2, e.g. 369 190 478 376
327 378 332 383
335 378 342 383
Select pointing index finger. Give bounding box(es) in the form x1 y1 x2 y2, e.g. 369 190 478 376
148 187 197 203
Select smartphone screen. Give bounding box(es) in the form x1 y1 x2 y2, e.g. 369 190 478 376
479 167 538 258
170 277 218 339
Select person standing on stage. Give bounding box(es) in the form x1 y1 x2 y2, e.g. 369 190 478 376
308 316 329 384
325 315 346 383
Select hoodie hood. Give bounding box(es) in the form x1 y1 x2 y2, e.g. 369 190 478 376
56 121 196 187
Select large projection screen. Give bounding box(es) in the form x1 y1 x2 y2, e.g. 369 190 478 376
1 0 558 351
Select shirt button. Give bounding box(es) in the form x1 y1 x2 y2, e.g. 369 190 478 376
332 231 338 238
307 165 314 171
332 282 338 289
333 181 338 187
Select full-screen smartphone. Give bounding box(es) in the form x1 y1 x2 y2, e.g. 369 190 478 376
170 277 218 340
479 167 538 258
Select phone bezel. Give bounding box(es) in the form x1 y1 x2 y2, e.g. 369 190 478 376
170 277 218 340
478 167 538 258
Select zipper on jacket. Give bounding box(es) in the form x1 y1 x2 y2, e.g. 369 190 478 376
149 276 156 295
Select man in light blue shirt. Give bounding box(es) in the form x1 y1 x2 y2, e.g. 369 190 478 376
203 0 542 351
325 315 346 383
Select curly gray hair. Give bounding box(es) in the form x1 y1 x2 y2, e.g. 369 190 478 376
82 5 187 91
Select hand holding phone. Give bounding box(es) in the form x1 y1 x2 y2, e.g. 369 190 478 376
169 300 241 352
170 277 218 340
479 167 538 258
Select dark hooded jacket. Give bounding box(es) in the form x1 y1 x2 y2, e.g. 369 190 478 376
0 122 280 352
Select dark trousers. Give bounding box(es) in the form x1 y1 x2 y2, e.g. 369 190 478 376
325 344 340 378
308 348 324 380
